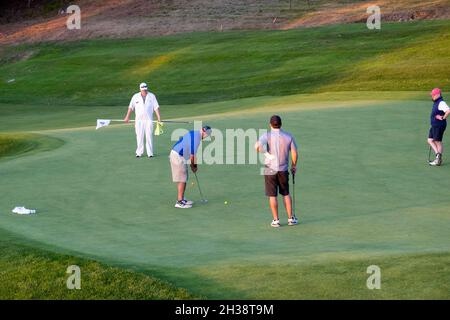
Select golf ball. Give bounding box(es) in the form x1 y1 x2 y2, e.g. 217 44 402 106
224 201 228 205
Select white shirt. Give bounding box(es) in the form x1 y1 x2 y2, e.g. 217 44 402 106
438 101 450 112
128 92 160 121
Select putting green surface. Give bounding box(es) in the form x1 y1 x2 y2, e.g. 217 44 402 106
1 97 449 299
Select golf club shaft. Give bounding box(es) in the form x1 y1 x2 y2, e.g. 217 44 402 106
194 172 206 201
292 173 296 217
428 146 432 162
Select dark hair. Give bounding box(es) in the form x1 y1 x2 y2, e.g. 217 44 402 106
202 125 211 132
270 115 282 129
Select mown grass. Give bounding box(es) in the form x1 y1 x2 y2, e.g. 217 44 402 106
177 252 450 299
0 229 197 299
0 20 449 107
0 133 64 159
0 100 449 299
0 20 449 300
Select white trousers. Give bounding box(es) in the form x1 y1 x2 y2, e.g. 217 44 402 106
135 120 153 157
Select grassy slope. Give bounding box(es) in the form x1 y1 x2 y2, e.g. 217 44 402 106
0 20 449 108
0 133 64 159
0 229 197 299
0 21 448 133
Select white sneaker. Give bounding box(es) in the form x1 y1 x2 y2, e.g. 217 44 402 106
288 216 299 226
182 199 194 206
429 159 440 166
271 219 281 228
175 200 192 209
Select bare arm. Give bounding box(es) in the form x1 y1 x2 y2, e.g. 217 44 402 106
124 108 133 123
291 144 298 174
255 141 265 153
190 154 198 172
443 110 450 120
155 108 162 122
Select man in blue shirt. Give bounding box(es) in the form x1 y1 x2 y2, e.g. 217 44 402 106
170 126 212 208
428 88 450 166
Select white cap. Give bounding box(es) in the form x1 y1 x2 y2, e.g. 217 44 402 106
139 82 148 90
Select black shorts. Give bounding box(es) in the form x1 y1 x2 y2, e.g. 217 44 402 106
429 126 446 142
264 170 290 197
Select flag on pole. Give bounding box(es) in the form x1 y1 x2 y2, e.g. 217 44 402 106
96 119 111 130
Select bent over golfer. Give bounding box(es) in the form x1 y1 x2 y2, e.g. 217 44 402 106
124 82 162 158
256 115 298 227
428 88 450 166
170 126 212 208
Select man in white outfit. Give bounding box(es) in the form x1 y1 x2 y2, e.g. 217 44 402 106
124 82 162 158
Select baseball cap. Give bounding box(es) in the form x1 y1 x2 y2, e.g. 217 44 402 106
270 115 282 129
430 88 441 96
202 125 212 135
139 82 148 90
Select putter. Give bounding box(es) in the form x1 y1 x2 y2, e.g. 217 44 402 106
428 146 433 163
194 171 208 204
292 172 296 219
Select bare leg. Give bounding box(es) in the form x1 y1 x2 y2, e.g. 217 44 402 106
283 195 293 219
269 196 279 220
435 141 443 154
177 182 186 201
428 138 439 155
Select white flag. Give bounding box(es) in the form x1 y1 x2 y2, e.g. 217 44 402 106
96 119 111 130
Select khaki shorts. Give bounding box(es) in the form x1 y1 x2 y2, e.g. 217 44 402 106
170 150 188 183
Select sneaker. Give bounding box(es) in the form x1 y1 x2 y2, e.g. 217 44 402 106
182 199 194 206
437 153 443 166
175 200 192 209
148 155 154 158
271 219 281 228
136 155 141 158
429 159 440 166
288 216 299 226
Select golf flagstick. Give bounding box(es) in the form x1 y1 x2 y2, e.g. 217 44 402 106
109 120 192 124
96 119 191 130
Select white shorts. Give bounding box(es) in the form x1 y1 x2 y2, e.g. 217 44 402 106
170 150 188 183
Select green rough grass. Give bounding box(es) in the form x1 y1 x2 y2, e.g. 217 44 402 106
175 252 450 299
0 230 197 299
0 99 449 299
0 133 64 159
0 21 449 107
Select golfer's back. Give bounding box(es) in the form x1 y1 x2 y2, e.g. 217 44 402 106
262 129 297 172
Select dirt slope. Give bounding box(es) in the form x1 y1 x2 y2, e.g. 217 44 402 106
0 0 449 45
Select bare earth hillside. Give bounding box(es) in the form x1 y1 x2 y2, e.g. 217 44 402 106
0 0 449 45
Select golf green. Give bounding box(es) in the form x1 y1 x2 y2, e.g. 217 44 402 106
1 96 449 299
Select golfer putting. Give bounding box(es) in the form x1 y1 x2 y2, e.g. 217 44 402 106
255 115 299 227
124 82 162 158
428 88 449 166
170 126 212 208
